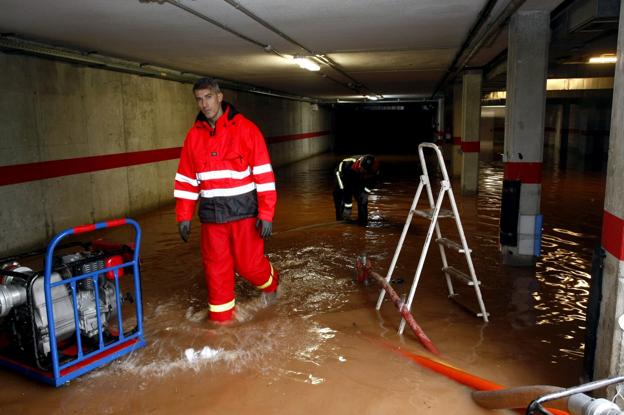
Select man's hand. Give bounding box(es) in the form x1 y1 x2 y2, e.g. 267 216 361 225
178 220 191 242
256 219 272 239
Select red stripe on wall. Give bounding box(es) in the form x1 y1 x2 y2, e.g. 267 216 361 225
503 162 543 184
265 130 330 144
0 130 330 186
602 210 624 261
461 141 480 153
0 147 182 187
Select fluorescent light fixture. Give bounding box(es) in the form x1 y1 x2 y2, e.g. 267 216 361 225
365 95 379 100
293 57 320 71
588 54 617 64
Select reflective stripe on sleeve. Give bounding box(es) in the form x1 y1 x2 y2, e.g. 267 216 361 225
364 187 371 193
209 299 236 313
175 173 199 186
200 182 256 198
252 164 273 175
336 171 344 189
197 168 251 181
256 264 274 289
256 182 276 192
344 203 353 208
174 190 200 200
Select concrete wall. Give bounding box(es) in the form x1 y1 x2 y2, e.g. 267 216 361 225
0 53 332 255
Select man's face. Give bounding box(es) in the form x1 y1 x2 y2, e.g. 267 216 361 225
194 87 223 121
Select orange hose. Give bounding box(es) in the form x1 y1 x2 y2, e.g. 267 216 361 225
368 336 570 415
395 349 570 415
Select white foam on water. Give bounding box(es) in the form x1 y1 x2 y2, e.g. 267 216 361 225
184 346 223 362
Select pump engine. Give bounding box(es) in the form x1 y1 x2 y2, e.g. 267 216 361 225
0 245 130 370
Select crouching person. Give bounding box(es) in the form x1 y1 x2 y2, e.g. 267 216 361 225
333 154 380 226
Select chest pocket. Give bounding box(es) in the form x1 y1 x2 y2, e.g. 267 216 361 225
198 151 248 181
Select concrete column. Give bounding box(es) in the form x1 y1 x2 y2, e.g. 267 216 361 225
460 70 482 194
594 2 624 391
452 81 463 177
500 10 550 266
436 97 445 143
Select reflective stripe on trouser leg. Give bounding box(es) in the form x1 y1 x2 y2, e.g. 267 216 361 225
256 263 276 290
201 222 236 321
232 218 278 293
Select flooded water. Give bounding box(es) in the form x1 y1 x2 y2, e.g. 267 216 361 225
0 150 606 414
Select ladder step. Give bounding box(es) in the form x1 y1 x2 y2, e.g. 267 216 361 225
436 238 471 253
442 266 480 286
413 208 454 220
449 294 490 319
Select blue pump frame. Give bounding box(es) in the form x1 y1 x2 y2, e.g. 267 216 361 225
0 218 146 387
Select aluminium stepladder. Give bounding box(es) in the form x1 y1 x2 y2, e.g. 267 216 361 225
375 142 489 334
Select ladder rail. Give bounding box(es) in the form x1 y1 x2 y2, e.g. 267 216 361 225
398 183 447 334
446 186 489 321
375 177 425 310
419 143 457 299
434 220 455 297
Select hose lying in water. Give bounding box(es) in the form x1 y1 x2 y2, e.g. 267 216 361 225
384 345 570 415
473 386 567 411
473 384 624 415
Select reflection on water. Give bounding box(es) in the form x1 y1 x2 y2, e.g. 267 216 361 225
477 161 603 361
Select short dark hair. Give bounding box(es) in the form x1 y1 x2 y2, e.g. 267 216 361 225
193 77 221 93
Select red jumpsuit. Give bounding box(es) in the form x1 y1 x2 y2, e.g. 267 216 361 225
174 103 278 321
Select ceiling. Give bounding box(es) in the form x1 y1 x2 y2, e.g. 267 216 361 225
0 0 618 102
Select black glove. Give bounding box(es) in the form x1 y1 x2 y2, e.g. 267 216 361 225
178 220 191 242
256 219 272 239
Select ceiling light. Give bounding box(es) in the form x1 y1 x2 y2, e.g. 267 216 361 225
365 95 379 101
293 57 320 71
588 54 617 64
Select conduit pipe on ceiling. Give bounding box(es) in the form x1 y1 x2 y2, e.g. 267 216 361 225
0 35 321 104
221 0 379 98
431 0 528 98
165 0 369 96
431 0 499 97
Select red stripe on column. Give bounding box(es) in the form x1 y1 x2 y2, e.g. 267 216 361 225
452 137 461 145
0 147 182 186
265 130 330 144
503 162 543 184
461 141 480 153
602 210 624 260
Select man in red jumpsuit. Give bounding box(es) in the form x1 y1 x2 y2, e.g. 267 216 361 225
174 77 278 323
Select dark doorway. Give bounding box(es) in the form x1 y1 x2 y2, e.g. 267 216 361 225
332 102 436 154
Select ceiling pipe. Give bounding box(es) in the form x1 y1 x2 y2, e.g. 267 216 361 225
164 0 358 96
430 0 499 98
222 0 378 97
0 34 325 104
165 0 266 48
431 0 528 99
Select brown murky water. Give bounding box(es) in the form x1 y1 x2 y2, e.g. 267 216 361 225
0 150 605 414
